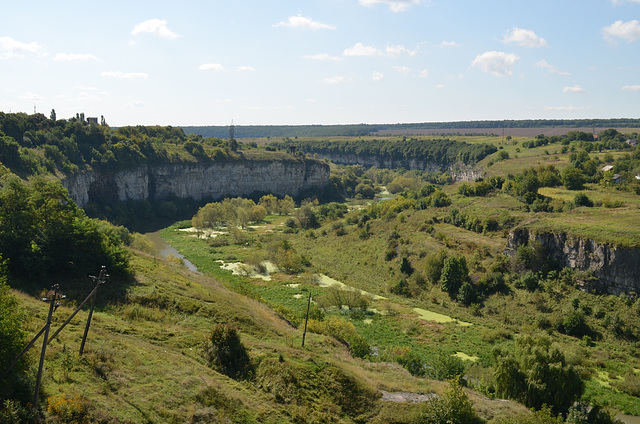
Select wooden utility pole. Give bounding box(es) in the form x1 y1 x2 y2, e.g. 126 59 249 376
33 284 61 414
302 293 311 347
79 266 107 355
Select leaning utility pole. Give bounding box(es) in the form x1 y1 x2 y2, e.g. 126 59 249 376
33 284 62 414
79 266 108 355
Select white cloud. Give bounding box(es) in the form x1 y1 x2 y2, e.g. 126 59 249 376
435 83 445 89
622 85 640 91
101 71 148 79
545 105 592 111
393 65 411 76
534 59 570 76
419 69 429 79
274 15 336 30
611 0 640 4
199 63 226 72
237 65 255 71
372 71 384 81
440 41 459 48
131 19 180 39
386 45 417 57
125 99 146 108
20 92 45 102
471 51 519 77
563 85 587 93
603 20 640 43
54 53 100 62
323 76 348 84
0 36 42 58
343 42 382 57
503 27 548 48
357 0 421 12
303 53 342 61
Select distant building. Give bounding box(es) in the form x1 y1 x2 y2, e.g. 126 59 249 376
626 139 638 146
87 117 98 125
612 173 622 184
601 165 614 172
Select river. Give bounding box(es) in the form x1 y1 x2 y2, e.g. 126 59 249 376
144 231 198 272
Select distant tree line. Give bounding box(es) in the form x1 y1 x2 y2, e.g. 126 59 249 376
182 119 640 139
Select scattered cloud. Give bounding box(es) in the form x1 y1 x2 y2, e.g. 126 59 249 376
611 0 640 4
435 83 445 89
440 41 459 48
545 105 592 111
199 63 226 72
0 36 42 58
357 0 421 12
372 71 384 81
101 71 149 79
131 19 180 39
274 15 336 30
125 99 146 108
386 45 417 57
503 27 548 48
323 76 348 84
54 53 101 62
419 69 429 79
534 59 570 76
237 65 255 71
393 65 411 76
563 85 587 93
622 84 640 91
343 42 382 57
471 51 519 77
20 92 45 102
303 53 342 61
603 20 640 43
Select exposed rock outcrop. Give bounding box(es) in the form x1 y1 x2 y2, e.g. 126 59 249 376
505 228 640 295
61 159 330 207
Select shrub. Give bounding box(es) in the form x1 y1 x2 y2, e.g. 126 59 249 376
562 310 589 338
562 166 585 190
494 335 584 415
47 394 90 423
440 256 469 298
418 377 479 424
396 350 425 376
430 352 466 381
204 324 253 379
306 316 371 358
574 193 593 207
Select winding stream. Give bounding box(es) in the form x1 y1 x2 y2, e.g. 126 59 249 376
144 231 198 272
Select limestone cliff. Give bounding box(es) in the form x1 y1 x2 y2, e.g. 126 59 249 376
61 159 330 207
314 152 483 182
505 228 640 295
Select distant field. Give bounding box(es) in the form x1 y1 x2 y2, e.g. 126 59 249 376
373 127 640 137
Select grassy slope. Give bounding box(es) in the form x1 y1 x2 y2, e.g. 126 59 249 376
12 245 527 423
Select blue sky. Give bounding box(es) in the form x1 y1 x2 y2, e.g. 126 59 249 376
1 0 639 126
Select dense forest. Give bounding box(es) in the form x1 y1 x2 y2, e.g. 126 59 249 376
270 138 498 166
182 119 640 139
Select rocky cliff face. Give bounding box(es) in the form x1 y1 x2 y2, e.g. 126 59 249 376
315 152 483 182
61 159 330 207
505 228 640 295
